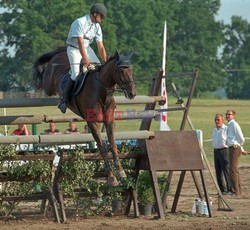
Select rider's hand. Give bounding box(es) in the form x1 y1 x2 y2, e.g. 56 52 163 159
88 64 95 71
83 64 95 73
84 59 90 67
83 58 90 73
83 65 88 73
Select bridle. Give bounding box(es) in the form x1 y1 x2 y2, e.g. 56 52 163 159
98 64 134 93
116 65 134 93
96 63 133 111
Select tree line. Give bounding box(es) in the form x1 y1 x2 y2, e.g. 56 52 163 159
0 0 249 98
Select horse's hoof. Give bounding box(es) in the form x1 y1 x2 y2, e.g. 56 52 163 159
107 175 119 187
116 168 127 179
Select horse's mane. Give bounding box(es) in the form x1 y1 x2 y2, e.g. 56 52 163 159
106 53 115 63
103 51 132 68
102 53 115 68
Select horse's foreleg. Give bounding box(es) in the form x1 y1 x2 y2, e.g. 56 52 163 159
104 121 126 178
87 121 118 186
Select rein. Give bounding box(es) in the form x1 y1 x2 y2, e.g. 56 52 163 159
97 76 116 92
96 74 115 112
96 65 133 111
94 54 133 110
97 65 133 93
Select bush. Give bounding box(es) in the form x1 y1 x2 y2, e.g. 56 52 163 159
137 171 154 205
137 171 168 205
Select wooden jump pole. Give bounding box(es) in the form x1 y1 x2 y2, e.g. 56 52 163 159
0 130 155 145
0 96 165 108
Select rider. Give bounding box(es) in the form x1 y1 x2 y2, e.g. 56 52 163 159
58 3 107 113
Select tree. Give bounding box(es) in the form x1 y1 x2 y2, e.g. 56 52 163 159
104 0 225 95
222 16 250 99
168 0 225 96
0 0 87 91
0 0 225 96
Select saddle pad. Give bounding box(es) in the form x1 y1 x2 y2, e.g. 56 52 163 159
59 72 88 96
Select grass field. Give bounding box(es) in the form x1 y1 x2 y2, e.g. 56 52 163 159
1 97 250 163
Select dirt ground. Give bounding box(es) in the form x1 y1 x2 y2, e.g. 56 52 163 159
0 162 249 230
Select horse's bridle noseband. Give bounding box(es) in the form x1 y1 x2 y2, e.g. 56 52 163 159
115 65 134 93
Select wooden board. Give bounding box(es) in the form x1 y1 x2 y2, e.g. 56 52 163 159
145 131 204 171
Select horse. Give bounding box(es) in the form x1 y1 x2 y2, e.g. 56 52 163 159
33 47 137 186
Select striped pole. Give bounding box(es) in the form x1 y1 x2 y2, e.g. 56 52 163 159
160 21 170 131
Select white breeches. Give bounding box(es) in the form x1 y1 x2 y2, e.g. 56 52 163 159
67 46 100 80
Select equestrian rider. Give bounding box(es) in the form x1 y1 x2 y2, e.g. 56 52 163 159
58 3 107 113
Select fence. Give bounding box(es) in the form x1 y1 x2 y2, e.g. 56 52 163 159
0 69 199 222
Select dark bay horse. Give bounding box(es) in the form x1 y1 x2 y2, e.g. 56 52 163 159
33 47 136 186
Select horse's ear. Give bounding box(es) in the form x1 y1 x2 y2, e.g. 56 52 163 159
115 50 120 60
125 51 133 60
115 50 132 67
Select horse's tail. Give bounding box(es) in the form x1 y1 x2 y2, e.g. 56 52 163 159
33 46 67 89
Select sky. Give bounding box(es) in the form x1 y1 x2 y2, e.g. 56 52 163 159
216 0 250 24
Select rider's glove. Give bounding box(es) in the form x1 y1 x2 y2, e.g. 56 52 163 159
83 64 95 73
83 65 88 73
88 64 95 71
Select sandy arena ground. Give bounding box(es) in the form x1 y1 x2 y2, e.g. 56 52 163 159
0 162 249 230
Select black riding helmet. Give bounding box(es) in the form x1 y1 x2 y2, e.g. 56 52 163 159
90 3 107 17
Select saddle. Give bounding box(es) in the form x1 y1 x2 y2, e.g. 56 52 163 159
59 63 101 96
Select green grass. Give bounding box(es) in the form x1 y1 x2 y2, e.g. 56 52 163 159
1 97 250 163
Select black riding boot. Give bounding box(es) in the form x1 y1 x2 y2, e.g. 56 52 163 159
58 78 75 113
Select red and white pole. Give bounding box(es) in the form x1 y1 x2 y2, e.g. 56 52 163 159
160 21 170 131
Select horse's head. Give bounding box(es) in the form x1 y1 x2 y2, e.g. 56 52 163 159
113 51 137 99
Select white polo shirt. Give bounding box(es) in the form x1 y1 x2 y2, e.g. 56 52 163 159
66 14 103 48
212 124 228 149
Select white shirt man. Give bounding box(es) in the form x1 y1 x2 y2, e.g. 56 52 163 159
66 13 104 80
226 110 244 196
227 119 245 148
58 3 107 114
212 123 227 150
212 114 231 194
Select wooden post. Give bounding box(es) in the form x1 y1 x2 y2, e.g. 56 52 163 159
140 69 163 131
180 69 198 130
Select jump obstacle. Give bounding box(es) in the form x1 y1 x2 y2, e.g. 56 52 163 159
0 68 230 222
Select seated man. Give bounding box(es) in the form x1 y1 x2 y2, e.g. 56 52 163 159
64 121 80 134
12 124 30 136
42 122 61 135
